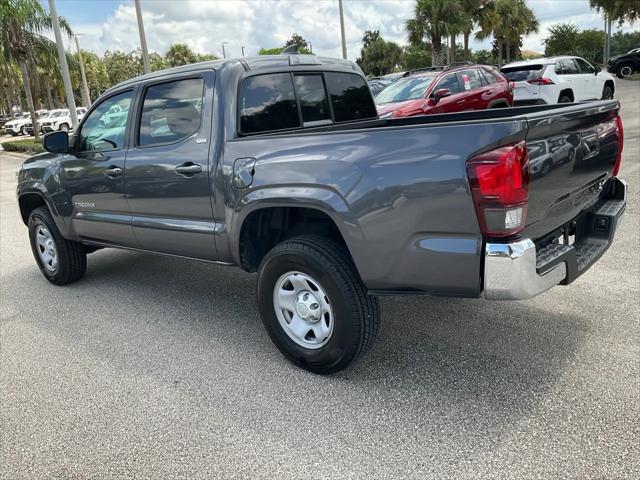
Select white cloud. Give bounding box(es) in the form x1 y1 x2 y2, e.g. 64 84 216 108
56 0 638 59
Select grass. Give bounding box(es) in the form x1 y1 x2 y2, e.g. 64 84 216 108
1 138 44 155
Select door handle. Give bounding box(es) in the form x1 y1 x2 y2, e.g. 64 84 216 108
104 166 123 178
175 163 203 176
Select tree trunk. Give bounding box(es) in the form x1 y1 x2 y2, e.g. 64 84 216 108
449 35 456 64
606 17 612 60
497 36 503 68
432 37 443 66
506 37 511 64
45 76 54 110
18 61 39 140
463 31 470 60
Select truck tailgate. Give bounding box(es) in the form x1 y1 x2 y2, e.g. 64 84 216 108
522 101 621 240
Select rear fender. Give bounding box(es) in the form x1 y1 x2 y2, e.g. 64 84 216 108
225 186 365 269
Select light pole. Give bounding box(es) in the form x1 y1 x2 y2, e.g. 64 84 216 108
222 41 229 59
48 0 78 129
134 0 150 74
241 45 245 56
338 0 347 59
74 34 91 106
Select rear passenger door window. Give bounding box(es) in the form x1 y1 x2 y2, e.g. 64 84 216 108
240 73 300 134
324 72 377 122
138 78 204 147
293 74 331 125
458 69 483 91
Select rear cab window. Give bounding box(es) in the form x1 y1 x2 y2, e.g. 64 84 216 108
239 70 377 135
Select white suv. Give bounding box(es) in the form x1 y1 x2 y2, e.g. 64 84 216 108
41 107 88 133
501 56 616 105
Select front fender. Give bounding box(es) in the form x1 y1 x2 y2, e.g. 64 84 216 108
17 183 69 236
222 185 365 269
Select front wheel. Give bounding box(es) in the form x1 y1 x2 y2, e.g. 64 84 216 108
59 123 69 132
257 235 380 374
602 85 614 99
28 207 87 285
616 64 633 79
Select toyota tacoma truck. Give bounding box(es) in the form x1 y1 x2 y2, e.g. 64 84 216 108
17 55 626 374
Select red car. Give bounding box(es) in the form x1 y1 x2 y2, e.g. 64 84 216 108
375 64 513 118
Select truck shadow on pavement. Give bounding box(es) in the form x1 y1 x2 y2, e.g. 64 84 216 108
6 248 586 456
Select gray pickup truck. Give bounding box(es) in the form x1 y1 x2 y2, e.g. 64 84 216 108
17 55 626 373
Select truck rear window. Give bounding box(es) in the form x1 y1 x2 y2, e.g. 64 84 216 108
240 73 301 134
240 71 377 134
500 64 544 82
325 72 377 122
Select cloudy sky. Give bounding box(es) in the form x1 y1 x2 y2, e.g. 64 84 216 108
50 0 637 59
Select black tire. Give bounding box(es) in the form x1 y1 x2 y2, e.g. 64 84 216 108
602 85 614 99
257 235 380 374
616 64 633 79
20 125 27 135
558 94 572 103
58 123 69 132
28 207 86 285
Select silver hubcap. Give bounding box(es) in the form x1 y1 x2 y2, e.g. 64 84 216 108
620 66 632 77
273 271 334 349
35 226 58 272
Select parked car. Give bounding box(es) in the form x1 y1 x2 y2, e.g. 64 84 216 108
18 55 626 374
607 47 640 78
375 64 513 118
40 107 87 133
24 110 54 135
368 78 391 97
3 113 32 136
501 56 616 105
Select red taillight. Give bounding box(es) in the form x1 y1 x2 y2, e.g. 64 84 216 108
527 77 554 85
466 141 530 237
613 115 623 176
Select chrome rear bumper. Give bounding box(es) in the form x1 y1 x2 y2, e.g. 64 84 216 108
484 178 626 300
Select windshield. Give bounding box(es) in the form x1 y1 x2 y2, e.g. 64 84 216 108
51 111 67 118
629 48 640 54
375 76 435 104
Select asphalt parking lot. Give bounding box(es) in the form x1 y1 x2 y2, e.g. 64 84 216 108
1 80 638 479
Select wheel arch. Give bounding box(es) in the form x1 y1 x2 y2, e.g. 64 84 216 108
18 189 68 235
229 188 365 274
558 88 574 102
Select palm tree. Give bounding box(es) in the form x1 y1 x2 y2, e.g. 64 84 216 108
1 0 73 139
590 0 639 63
476 0 538 67
406 0 469 66
459 0 489 60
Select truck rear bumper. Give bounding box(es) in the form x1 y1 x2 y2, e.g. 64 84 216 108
484 178 626 300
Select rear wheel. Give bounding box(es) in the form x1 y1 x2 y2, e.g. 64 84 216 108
20 125 27 135
602 85 614 99
616 64 633 79
257 235 380 374
558 94 572 103
28 207 86 285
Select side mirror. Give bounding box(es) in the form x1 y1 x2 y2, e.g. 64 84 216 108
43 131 69 153
433 88 452 102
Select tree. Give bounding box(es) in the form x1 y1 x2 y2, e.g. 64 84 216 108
544 23 580 57
1 0 73 139
406 0 469 66
103 50 143 85
459 0 489 59
476 0 538 66
165 43 198 67
284 33 310 50
359 38 402 76
590 0 639 63
362 30 381 50
401 43 432 70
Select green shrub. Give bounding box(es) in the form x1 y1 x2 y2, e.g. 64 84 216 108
1 138 45 154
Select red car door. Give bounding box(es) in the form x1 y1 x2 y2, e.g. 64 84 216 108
458 68 486 110
428 72 465 114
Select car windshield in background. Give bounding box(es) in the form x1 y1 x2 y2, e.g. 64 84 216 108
501 64 544 82
50 111 67 118
375 76 435 104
